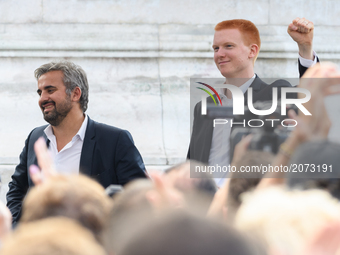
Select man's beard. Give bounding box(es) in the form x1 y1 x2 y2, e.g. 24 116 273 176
42 98 72 126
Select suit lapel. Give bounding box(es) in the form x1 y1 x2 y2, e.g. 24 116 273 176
244 75 268 105
202 119 214 163
31 129 50 166
28 126 49 186
200 99 215 163
79 116 96 176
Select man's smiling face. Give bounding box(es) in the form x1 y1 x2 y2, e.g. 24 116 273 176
37 70 73 126
213 28 254 78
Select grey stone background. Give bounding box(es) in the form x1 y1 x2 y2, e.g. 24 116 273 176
0 0 340 203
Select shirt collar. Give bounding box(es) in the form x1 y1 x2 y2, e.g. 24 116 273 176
239 74 256 94
219 74 256 97
44 114 88 141
77 114 88 141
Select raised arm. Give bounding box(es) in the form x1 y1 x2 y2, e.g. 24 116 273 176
288 17 319 77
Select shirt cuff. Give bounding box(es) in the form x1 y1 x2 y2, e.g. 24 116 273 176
299 51 318 67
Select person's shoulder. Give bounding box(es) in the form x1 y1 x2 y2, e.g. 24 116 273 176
255 76 292 89
89 118 132 138
92 120 123 132
193 95 219 112
31 125 48 133
269 79 292 88
28 125 48 139
20 125 49 150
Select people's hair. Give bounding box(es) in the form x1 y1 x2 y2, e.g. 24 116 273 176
1 217 106 255
21 174 112 242
291 178 340 200
34 61 89 112
215 19 261 60
235 187 340 255
165 160 217 195
227 151 274 222
102 179 155 254
120 212 261 255
102 178 217 254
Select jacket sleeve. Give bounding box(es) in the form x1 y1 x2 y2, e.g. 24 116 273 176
187 101 200 160
114 130 147 185
6 133 31 225
299 56 320 78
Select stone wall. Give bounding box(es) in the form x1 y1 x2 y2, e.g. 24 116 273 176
1 0 340 202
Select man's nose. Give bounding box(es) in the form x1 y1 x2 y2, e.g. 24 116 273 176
39 91 49 104
216 48 225 58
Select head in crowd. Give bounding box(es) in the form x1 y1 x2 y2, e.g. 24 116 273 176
103 178 189 254
21 174 112 241
120 212 263 255
102 179 157 254
235 187 340 255
227 151 274 223
164 160 217 196
287 140 340 200
213 19 260 78
102 176 213 254
1 217 106 255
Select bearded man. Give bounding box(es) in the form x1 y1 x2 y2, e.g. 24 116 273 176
7 61 147 225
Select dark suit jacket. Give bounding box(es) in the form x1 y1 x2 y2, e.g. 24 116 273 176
187 59 318 163
7 116 147 224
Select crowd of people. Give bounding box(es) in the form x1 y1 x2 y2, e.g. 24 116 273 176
1 16 340 255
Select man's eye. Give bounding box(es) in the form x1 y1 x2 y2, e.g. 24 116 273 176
213 47 219 52
226 45 233 48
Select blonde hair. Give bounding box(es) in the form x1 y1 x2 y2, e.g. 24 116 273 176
235 187 340 255
1 217 106 255
21 174 112 241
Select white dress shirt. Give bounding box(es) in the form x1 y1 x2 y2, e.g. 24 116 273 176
209 75 256 187
209 53 317 187
299 51 318 67
44 114 88 174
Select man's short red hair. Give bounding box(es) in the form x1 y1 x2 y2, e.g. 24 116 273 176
215 19 261 50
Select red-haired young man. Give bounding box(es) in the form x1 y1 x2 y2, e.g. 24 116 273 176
188 18 318 187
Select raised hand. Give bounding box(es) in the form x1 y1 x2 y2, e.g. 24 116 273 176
29 137 56 185
288 17 314 60
290 63 340 142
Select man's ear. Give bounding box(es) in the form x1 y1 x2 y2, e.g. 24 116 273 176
249 44 259 59
72 87 82 102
